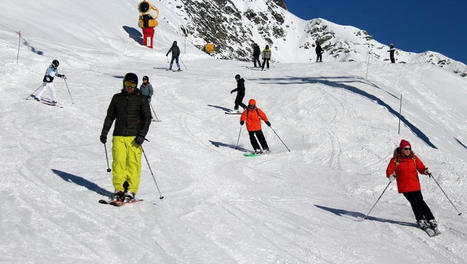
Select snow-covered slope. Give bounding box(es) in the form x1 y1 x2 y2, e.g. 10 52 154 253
1 0 467 263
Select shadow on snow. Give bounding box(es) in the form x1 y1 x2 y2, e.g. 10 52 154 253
52 169 112 197
209 140 249 153
250 76 437 149
455 137 467 150
122 26 143 45
314 204 417 228
207 104 232 112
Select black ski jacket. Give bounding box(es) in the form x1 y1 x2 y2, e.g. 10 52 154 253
315 44 323 55
166 45 180 57
101 88 151 138
231 78 245 97
253 45 261 57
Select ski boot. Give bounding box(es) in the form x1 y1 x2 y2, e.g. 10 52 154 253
428 219 441 235
124 192 136 203
112 191 125 202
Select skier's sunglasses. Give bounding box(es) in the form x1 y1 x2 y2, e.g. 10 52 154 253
402 147 411 151
248 104 256 109
124 81 137 88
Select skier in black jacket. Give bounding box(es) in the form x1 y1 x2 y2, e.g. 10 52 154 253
315 42 323 62
230 74 247 112
388 43 396 63
100 73 152 202
166 41 181 71
252 43 261 68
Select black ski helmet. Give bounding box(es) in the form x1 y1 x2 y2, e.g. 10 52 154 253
52 59 59 67
143 76 149 81
235 74 240 80
123 73 138 87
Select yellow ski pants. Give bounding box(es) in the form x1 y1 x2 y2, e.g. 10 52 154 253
112 136 142 194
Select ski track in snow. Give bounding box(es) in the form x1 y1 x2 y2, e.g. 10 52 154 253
1 2 467 263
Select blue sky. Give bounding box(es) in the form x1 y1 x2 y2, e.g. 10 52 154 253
285 0 467 64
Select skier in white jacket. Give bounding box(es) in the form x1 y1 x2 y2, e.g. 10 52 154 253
31 59 66 105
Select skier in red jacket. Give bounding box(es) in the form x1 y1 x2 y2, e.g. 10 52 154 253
240 99 270 154
386 139 437 231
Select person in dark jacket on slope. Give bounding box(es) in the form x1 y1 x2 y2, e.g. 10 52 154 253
315 42 323 62
230 74 247 112
100 73 152 202
386 139 437 231
388 43 396 63
252 43 261 68
140 76 154 102
166 41 181 71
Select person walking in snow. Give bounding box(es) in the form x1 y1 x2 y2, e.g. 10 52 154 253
140 76 153 102
386 139 438 231
388 43 396 63
252 43 261 68
31 59 66 105
230 74 247 112
100 73 152 202
166 41 181 71
315 42 323 62
240 99 270 154
261 45 272 70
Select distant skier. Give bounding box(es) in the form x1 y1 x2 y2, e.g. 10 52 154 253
240 99 270 154
388 43 396 63
386 139 438 232
100 73 152 202
261 45 272 70
166 41 181 71
140 76 153 102
315 42 323 62
31 59 66 105
230 74 247 112
252 43 261 68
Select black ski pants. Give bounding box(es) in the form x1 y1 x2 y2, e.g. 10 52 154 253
248 130 269 151
234 95 246 110
403 191 435 221
316 53 322 62
262 59 270 69
253 56 261 67
390 52 395 63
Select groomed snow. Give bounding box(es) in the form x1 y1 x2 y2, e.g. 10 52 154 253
1 1 466 263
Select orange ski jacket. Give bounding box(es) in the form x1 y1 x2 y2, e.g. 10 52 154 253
240 108 269 132
386 154 427 193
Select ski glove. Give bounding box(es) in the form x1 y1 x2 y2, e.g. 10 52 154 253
425 168 432 177
389 174 396 182
134 135 145 145
100 135 107 144
240 121 244 126
266 121 271 127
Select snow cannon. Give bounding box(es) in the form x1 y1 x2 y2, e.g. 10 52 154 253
137 0 159 48
203 43 215 54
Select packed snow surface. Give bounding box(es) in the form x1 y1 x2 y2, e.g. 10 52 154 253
1 0 466 263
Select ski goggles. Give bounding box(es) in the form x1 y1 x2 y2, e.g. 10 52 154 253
124 81 137 88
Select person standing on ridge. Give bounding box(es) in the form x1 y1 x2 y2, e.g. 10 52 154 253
100 73 152 202
261 45 272 70
388 43 396 63
230 74 247 113
252 43 261 68
386 139 438 233
31 59 66 105
240 99 271 154
166 41 181 71
315 42 323 62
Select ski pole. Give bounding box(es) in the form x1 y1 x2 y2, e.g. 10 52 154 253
16 31 21 64
235 125 243 149
150 102 160 122
63 78 74 104
104 143 111 172
180 57 188 70
141 146 164 199
269 126 291 152
26 84 43 100
364 181 392 219
430 173 462 216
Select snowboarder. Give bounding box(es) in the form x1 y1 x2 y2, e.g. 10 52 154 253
252 43 261 68
31 59 66 105
386 139 438 232
230 74 247 112
388 43 396 63
140 76 153 102
315 42 323 62
240 99 271 154
261 45 272 70
166 41 181 71
100 73 152 202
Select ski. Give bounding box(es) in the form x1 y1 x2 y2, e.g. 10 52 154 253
225 111 241 115
152 119 162 122
98 199 143 207
244 152 260 157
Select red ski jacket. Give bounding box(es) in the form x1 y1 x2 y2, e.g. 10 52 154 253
386 154 427 193
240 108 269 132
